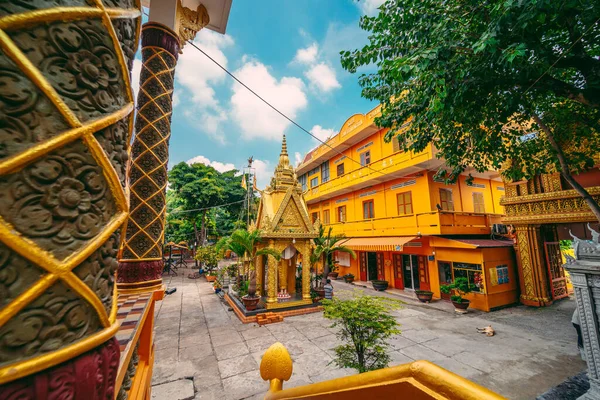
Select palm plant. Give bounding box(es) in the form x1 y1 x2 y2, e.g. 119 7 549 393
313 226 356 286
229 229 281 298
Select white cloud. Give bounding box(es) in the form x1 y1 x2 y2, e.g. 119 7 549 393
176 30 234 142
294 152 302 167
310 125 336 142
292 43 318 65
305 63 341 93
186 155 236 173
358 0 386 15
252 159 272 190
230 60 308 141
131 58 142 100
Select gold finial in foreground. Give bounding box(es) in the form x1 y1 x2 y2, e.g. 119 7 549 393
260 342 293 392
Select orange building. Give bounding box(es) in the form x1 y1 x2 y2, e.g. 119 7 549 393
296 106 519 311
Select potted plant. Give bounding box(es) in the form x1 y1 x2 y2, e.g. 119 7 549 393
195 245 220 281
415 290 434 303
372 280 389 291
440 277 473 313
312 226 356 288
313 273 325 298
343 273 355 283
213 280 222 294
205 271 217 282
328 262 339 279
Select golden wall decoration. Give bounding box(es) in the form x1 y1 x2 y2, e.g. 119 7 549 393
0 0 140 385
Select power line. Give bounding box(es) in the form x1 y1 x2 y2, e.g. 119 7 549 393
185 40 386 177
167 199 245 215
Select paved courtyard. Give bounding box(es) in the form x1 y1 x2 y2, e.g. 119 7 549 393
151 269 586 400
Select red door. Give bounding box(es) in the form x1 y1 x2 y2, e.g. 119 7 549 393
359 252 367 281
376 253 385 280
393 254 404 289
417 256 430 291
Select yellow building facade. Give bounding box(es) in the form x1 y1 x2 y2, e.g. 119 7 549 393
297 106 519 311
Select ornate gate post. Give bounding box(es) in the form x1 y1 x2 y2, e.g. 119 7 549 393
0 1 140 397
514 225 553 306
564 227 600 400
117 3 209 292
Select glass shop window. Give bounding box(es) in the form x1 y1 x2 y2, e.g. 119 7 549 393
452 262 484 292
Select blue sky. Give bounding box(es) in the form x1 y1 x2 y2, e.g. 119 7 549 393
135 0 384 188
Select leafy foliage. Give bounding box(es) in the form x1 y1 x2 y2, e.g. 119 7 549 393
440 277 473 303
323 294 402 373
342 0 600 220
195 245 220 273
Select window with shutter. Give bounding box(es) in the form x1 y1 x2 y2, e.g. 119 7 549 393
473 192 485 213
337 163 344 176
397 191 413 215
439 189 454 211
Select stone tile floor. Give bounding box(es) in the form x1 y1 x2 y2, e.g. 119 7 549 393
151 269 586 400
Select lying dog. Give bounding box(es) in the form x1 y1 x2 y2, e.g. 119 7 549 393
476 325 495 337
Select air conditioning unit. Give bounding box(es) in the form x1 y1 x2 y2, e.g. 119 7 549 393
493 224 508 235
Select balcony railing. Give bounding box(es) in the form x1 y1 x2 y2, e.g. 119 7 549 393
326 211 503 237
304 146 435 202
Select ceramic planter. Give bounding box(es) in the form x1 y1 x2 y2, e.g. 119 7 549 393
328 272 339 279
344 276 355 283
451 299 470 312
206 275 216 282
315 288 326 298
242 295 260 311
416 290 434 303
372 280 389 291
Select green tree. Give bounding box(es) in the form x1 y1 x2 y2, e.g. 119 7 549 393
168 162 246 245
226 229 281 298
342 0 600 221
313 226 356 286
323 293 402 373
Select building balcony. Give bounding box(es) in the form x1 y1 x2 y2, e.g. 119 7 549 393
304 145 441 204
325 210 504 237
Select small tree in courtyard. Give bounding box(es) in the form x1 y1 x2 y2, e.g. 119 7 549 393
323 293 402 373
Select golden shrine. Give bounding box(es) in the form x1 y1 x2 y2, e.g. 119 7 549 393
251 136 318 309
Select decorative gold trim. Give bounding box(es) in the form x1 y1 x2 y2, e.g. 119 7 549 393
116 283 164 294
119 257 164 262
265 299 312 310
501 186 600 205
117 278 163 287
0 321 120 385
0 274 57 327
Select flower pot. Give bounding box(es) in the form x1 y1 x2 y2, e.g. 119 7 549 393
206 275 216 282
214 288 222 294
451 299 470 312
415 290 434 303
328 272 339 279
315 288 325 298
344 276 355 284
242 295 260 311
372 280 389 291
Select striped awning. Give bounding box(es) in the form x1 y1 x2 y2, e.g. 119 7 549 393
341 237 416 252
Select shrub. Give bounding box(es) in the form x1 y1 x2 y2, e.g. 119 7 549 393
195 245 220 273
322 293 402 373
440 277 473 303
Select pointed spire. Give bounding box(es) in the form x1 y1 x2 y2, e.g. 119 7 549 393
278 135 290 167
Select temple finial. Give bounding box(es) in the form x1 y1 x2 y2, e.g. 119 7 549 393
278 135 290 167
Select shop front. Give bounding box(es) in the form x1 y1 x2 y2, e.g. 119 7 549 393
338 236 519 312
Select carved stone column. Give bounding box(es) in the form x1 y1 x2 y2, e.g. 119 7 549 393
0 0 140 395
267 240 278 304
514 225 553 307
302 240 311 300
564 228 600 400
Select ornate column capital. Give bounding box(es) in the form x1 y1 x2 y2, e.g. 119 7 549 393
177 0 210 50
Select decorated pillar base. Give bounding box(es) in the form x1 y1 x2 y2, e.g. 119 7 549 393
514 225 553 307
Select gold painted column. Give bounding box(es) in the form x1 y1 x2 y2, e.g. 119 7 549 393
267 240 278 304
118 7 209 292
279 255 288 292
302 240 311 300
0 0 140 395
514 225 553 307
256 252 264 297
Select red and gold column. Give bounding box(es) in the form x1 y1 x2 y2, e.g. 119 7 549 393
514 225 553 307
0 0 140 397
117 5 209 293
117 22 181 293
